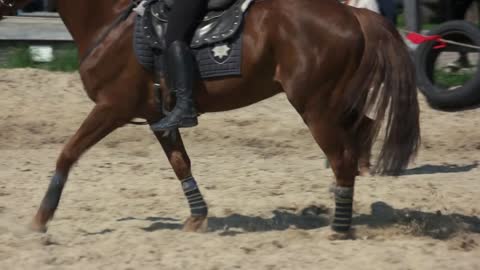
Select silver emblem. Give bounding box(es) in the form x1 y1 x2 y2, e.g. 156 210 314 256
211 44 232 64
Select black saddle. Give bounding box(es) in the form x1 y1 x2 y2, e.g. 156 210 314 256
139 0 254 50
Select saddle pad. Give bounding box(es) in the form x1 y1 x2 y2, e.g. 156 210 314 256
134 16 243 79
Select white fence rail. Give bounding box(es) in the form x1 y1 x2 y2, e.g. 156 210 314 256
0 15 72 42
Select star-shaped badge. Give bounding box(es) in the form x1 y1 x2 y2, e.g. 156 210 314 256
211 44 231 62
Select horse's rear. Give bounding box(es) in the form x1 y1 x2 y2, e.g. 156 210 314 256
244 0 420 235
253 0 419 171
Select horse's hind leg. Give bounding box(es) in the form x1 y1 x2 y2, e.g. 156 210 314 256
301 110 359 238
357 115 374 176
152 130 208 232
31 104 123 232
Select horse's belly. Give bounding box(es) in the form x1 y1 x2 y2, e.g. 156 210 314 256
196 79 282 113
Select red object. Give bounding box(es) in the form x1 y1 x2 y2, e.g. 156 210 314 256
406 32 447 49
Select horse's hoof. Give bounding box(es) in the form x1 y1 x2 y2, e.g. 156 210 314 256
358 163 372 176
29 221 48 233
358 167 371 177
183 216 208 233
328 229 355 240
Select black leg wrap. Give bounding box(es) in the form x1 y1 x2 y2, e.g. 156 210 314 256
182 177 208 217
331 186 354 232
41 173 66 211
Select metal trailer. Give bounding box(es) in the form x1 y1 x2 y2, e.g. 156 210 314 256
404 0 422 32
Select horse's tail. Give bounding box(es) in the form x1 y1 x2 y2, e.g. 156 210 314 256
347 8 420 176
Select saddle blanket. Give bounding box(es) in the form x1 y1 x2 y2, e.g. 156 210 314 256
133 15 243 79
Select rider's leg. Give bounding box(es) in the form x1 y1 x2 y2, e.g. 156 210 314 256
376 0 397 26
150 0 208 131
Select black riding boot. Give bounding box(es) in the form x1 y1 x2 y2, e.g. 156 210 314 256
150 41 198 131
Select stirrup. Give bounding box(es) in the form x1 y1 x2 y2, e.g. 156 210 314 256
150 115 198 131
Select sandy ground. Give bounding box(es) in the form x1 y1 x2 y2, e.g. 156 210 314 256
0 68 479 270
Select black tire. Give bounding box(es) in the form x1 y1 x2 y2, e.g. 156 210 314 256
415 20 480 110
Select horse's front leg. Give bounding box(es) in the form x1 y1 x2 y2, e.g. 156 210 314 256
31 104 123 232
153 129 208 232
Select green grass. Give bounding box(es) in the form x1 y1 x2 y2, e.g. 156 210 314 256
397 13 438 31
434 69 475 88
1 44 78 72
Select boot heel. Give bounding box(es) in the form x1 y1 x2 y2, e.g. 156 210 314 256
179 117 198 128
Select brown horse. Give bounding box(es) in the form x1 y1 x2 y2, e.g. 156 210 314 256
1 0 420 236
